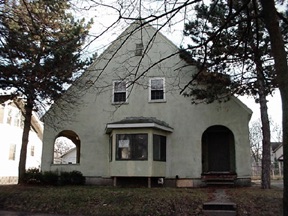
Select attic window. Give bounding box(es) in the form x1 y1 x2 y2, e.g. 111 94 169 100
135 43 144 56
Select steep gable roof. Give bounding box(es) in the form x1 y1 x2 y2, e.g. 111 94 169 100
0 95 43 139
45 19 252 118
271 142 282 153
88 19 179 70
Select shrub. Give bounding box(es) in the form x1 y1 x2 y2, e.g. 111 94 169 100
24 168 43 184
59 171 72 185
24 170 85 186
70 170 85 185
42 171 58 185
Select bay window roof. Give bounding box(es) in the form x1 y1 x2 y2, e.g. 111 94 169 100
106 117 173 133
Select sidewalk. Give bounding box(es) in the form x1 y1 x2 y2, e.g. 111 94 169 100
0 210 68 216
252 179 283 189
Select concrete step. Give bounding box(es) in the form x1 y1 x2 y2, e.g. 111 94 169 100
202 202 237 216
205 181 235 185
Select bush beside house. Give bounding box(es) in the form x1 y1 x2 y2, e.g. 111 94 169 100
24 169 85 186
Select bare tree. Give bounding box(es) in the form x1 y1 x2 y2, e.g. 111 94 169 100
250 120 263 166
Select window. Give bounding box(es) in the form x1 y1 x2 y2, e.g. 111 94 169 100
113 81 127 103
153 135 166 161
116 134 148 160
6 109 12 125
5 108 23 127
9 144 16 160
135 43 144 56
150 78 165 101
109 135 112 162
14 111 21 127
30 145 35 157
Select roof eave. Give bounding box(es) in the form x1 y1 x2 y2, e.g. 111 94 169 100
105 122 173 134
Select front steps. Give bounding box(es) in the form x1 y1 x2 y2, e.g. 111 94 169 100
202 173 237 186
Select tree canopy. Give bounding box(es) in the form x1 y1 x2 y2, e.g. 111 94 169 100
180 0 278 102
0 0 92 183
0 0 92 105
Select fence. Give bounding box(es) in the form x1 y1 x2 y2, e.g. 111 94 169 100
251 164 283 179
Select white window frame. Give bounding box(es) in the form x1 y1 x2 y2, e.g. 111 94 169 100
112 80 128 104
149 77 166 102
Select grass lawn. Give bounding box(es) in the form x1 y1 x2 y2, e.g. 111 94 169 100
0 185 283 215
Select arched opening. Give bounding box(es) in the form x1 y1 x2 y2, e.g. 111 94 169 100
202 125 235 173
53 130 81 164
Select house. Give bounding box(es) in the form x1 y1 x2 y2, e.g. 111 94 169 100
59 147 77 164
41 21 252 187
0 95 43 184
271 142 283 176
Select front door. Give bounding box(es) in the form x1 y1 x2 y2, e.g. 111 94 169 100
202 125 235 173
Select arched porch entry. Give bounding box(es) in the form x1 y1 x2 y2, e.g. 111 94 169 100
202 125 236 174
53 130 81 164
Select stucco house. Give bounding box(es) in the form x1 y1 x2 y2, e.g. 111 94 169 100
41 21 252 187
0 95 43 184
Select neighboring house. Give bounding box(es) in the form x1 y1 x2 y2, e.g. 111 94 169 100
271 142 283 176
41 21 252 187
60 147 77 164
0 95 43 184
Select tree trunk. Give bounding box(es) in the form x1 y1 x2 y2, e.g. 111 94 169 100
257 75 271 189
251 28 272 189
259 0 288 214
18 99 33 184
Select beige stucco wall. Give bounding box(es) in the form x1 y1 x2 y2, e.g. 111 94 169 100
42 22 252 182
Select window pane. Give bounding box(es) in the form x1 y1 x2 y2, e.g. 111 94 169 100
116 134 131 159
114 92 126 102
153 135 166 161
151 90 164 100
109 136 112 162
116 134 148 160
133 134 148 159
151 79 163 90
114 81 126 92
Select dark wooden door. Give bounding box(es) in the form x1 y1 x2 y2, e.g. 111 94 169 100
207 131 230 172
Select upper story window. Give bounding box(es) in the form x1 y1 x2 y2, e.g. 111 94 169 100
113 81 127 103
6 107 23 128
149 78 165 101
116 134 148 160
135 43 144 56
